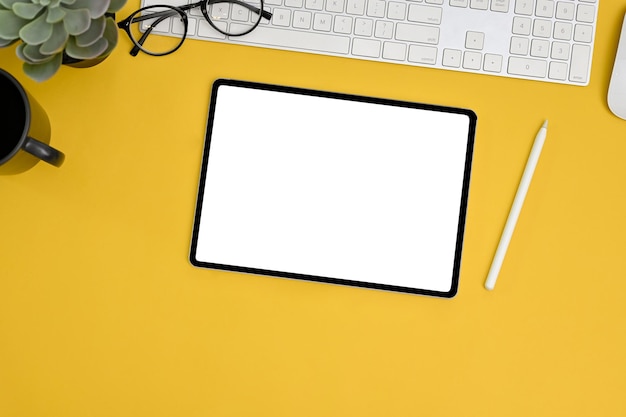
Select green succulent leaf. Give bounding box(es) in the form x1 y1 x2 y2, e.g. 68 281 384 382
15 42 28 60
12 2 44 19
39 21 67 54
23 51 62 82
74 14 104 47
60 0 76 5
0 0 30 9
99 15 117 57
62 7 90 35
0 9 28 40
18 42 54 62
45 6 65 23
19 11 53 44
107 0 126 13
0 37 18 47
68 0 110 19
65 35 107 59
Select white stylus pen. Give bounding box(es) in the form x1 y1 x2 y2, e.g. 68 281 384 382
485 120 548 290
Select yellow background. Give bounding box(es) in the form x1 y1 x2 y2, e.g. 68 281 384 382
1 2 626 416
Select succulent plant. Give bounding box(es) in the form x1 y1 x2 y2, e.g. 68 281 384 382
0 0 127 82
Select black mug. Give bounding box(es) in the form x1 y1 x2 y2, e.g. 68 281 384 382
0 68 64 175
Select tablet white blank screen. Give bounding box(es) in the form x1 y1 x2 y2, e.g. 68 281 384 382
192 82 474 296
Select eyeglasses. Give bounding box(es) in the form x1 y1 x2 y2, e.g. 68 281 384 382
118 0 273 57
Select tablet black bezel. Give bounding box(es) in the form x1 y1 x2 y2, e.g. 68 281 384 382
190 79 477 298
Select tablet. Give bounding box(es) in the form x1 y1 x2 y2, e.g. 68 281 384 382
190 79 476 297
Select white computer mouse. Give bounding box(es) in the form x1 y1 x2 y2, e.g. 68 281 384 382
609 13 626 120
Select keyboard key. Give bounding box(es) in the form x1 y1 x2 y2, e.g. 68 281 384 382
387 2 407 20
512 16 532 35
573 24 593 43
442 48 462 67
326 0 344 13
530 39 549 57
491 0 510 12
463 51 482 69
532 19 552 38
352 38 381 57
198 20 227 39
408 5 443 24
483 53 503 72
188 2 206 15
313 13 333 31
174 16 195 35
510 36 530 55
449 0 468 7
508 56 548 78
367 0 385 17
470 0 488 10
375 21 394 39
465 31 485 50
383 42 407 60
569 43 590 83
548 61 568 80
346 0 366 15
354 18 373 36
408 44 438 64
555 1 574 20
271 9 292 26
231 4 252 21
554 21 573 40
293 11 312 29
576 4 595 23
334 15 353 33
535 0 554 18
514 0 534 15
210 3 229 20
305 0 323 10
395 23 439 44
551 41 570 60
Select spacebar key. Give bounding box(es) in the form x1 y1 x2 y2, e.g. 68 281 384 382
507 56 547 78
230 25 351 54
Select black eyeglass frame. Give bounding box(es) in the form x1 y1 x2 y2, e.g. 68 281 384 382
118 0 273 57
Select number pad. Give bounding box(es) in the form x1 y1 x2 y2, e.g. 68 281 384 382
507 0 596 82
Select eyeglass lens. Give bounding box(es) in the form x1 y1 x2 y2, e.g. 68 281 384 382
128 6 187 56
205 0 265 36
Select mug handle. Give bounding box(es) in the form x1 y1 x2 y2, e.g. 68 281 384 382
23 136 65 167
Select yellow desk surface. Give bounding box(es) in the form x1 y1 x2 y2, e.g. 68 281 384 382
2 2 626 416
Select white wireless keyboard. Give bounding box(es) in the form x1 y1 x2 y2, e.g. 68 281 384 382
143 0 599 86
